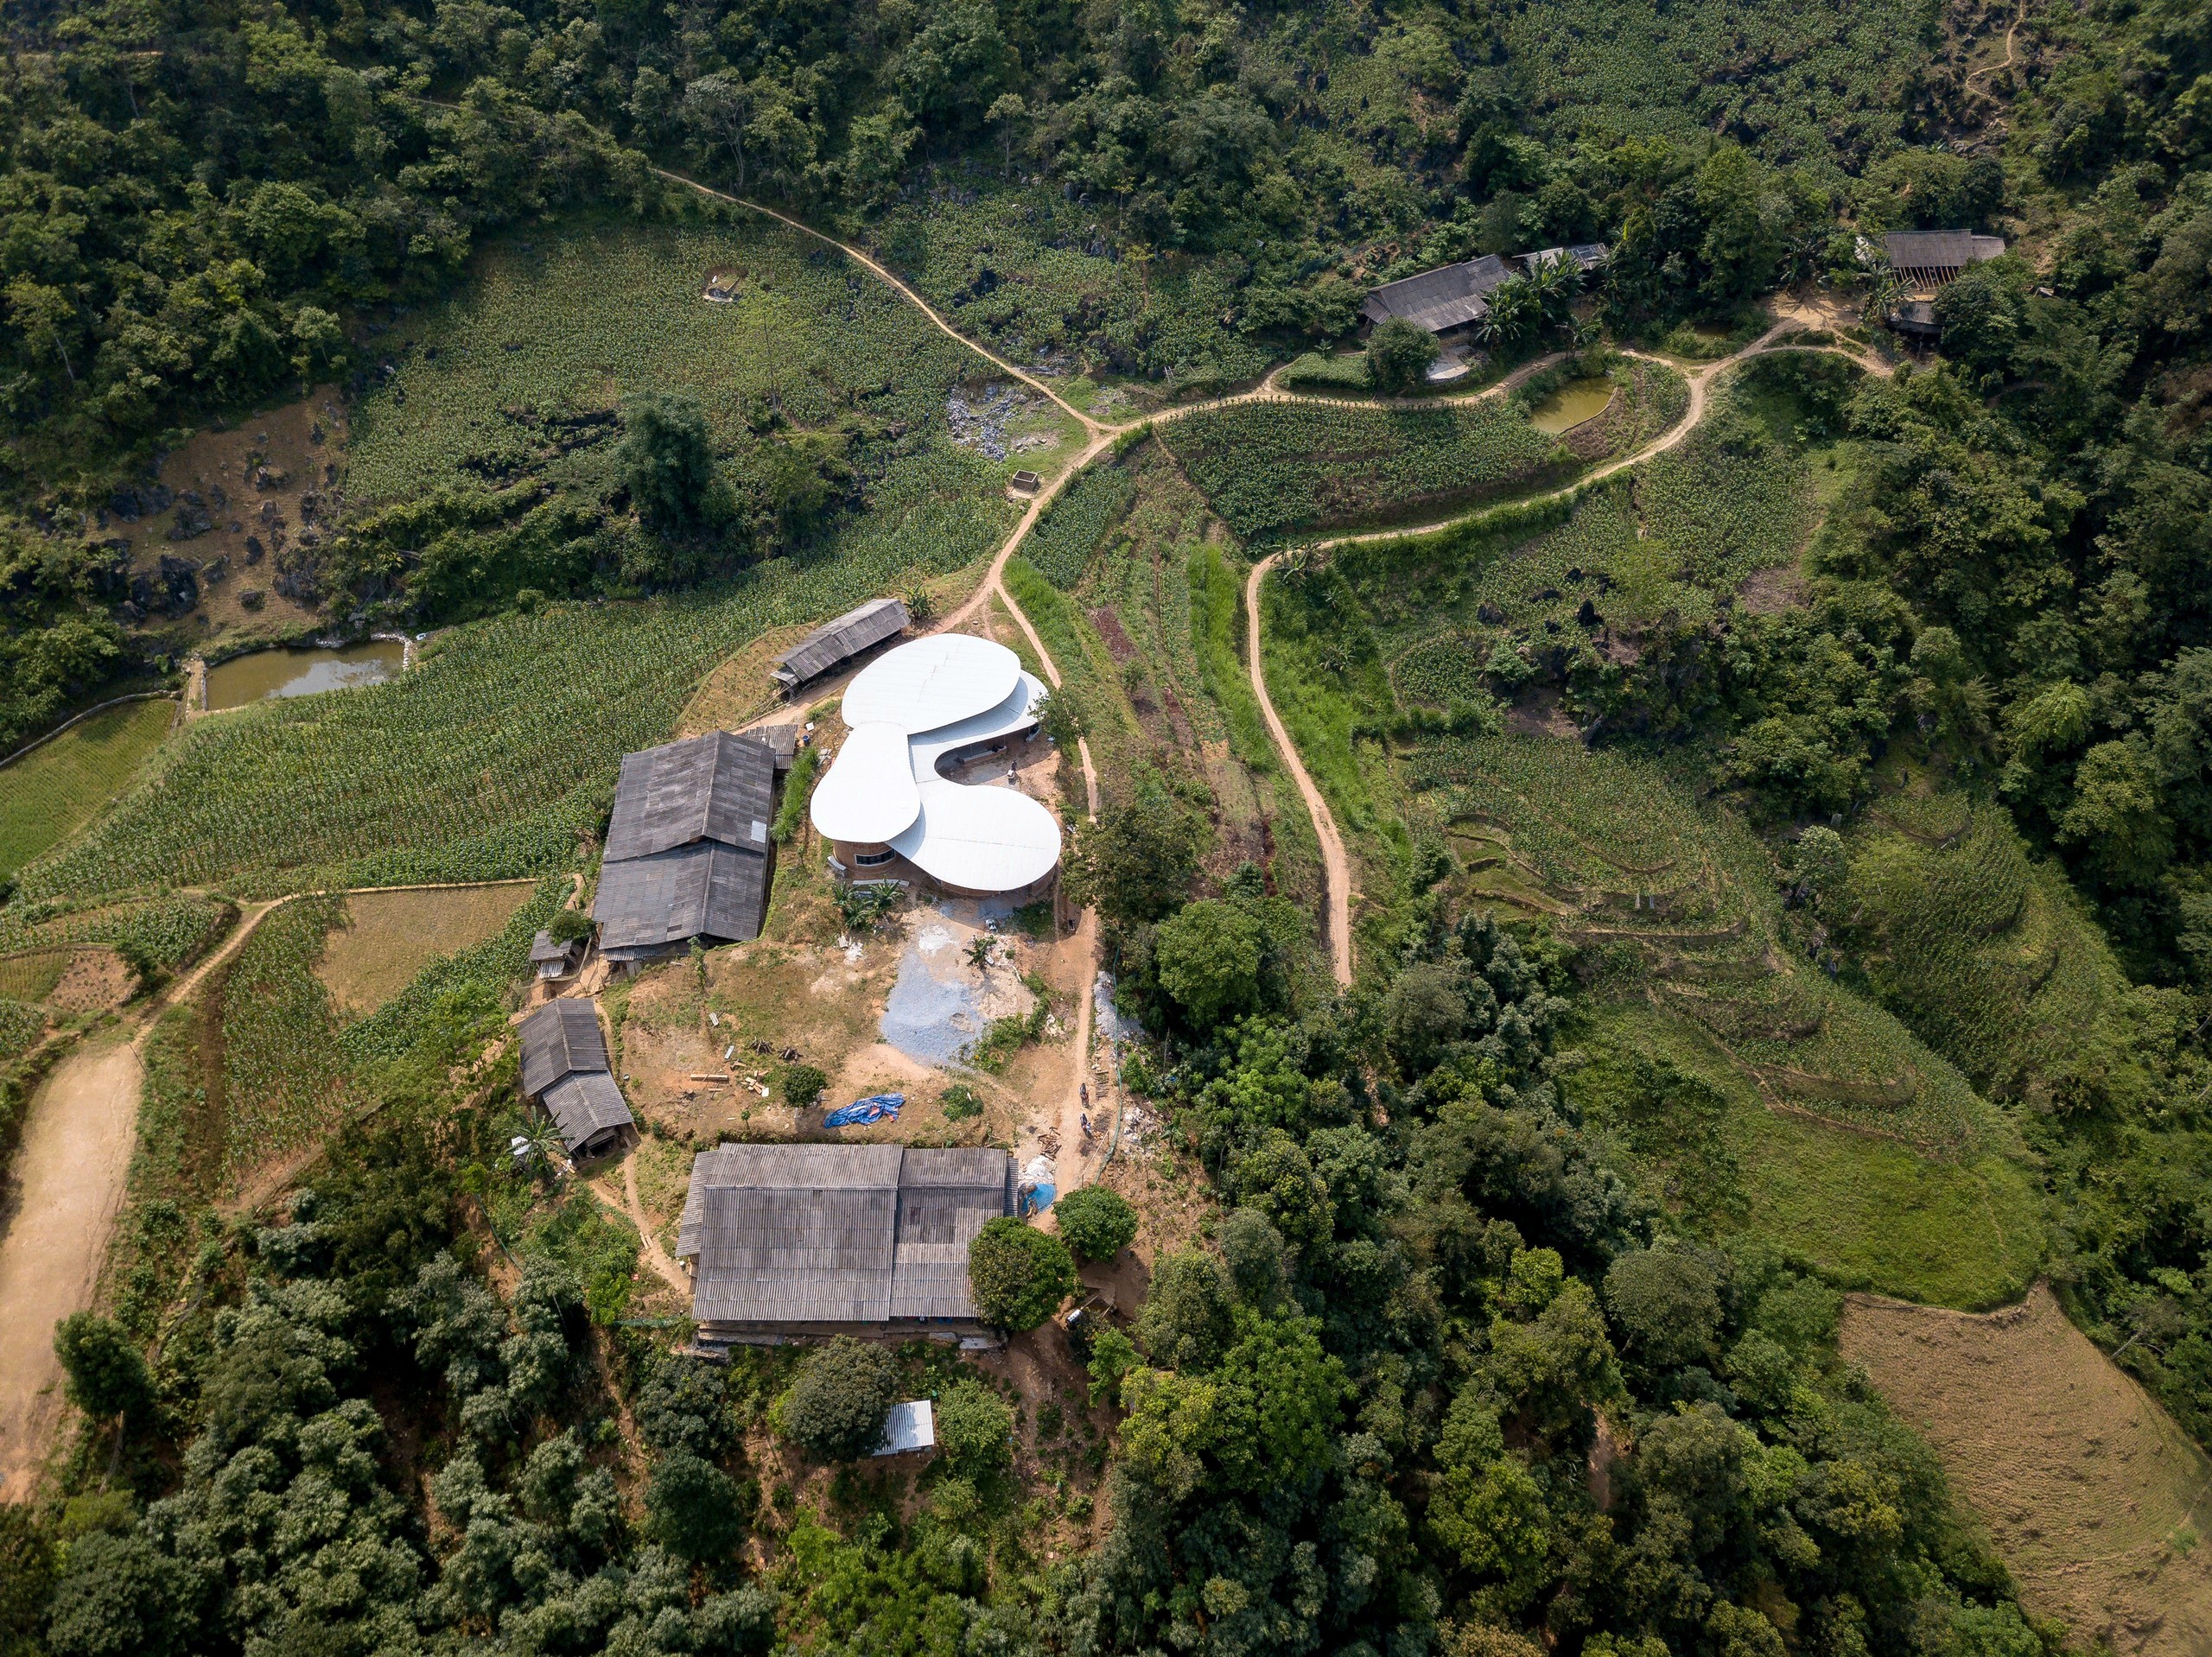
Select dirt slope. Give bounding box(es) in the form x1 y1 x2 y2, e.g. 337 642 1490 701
1842 1283 2212 1654
0 1038 144 1498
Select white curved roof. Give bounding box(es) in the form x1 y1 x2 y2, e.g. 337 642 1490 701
891 780 1063 892
809 722 921 844
842 634 1021 734
910 672 1048 777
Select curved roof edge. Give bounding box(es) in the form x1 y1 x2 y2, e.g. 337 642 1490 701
810 721 922 845
890 779 1063 892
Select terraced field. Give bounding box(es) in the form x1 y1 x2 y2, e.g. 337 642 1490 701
1406 729 2043 1306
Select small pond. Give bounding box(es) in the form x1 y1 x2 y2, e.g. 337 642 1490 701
1529 378 1616 434
206 640 405 710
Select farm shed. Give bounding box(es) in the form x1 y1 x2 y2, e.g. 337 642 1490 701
530 929 581 981
675 1143 1015 1343
1362 243 1610 340
1884 230 2006 291
770 597 910 692
519 999 633 1155
594 731 779 961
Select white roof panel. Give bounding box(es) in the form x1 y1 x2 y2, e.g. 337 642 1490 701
908 672 1048 777
874 1399 936 1456
810 721 922 845
842 635 1022 734
891 779 1063 892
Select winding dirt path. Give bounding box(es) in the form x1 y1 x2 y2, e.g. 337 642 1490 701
652 165 1894 1006
1246 555 1355 986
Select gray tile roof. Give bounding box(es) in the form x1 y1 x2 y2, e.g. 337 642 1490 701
771 598 910 689
520 999 609 1097
519 1000 633 1152
595 841 768 957
602 732 776 864
1362 246 1609 334
542 1071 634 1152
593 731 777 955
677 1144 1014 1328
1885 230 2005 275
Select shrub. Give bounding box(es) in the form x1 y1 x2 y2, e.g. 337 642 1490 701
968 1217 1076 1330
54 1313 153 1423
547 908 594 944
1366 316 1440 392
648 1451 747 1560
1054 1186 1138 1261
782 1065 826 1110
940 1082 983 1121
771 744 821 844
782 1336 899 1461
933 1380 1013 1474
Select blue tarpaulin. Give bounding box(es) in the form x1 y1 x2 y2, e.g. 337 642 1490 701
824 1094 904 1127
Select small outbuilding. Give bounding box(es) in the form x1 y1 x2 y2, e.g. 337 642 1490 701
594 731 779 962
519 999 633 1157
531 929 582 981
770 597 911 694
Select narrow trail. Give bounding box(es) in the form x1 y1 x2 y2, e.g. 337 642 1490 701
653 164 1895 1008
0 877 558 1496
1965 3 2025 95
1246 555 1356 987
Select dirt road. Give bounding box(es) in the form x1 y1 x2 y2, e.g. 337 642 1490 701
1246 554 1356 987
0 1038 143 1498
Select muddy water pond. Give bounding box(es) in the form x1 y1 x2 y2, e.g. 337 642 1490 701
205 640 404 709
1529 378 1616 434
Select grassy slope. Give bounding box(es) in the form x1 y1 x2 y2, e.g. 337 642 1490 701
0 701 175 885
1242 366 2044 1306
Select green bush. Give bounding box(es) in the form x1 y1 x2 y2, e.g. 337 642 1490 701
547 908 594 944
782 1065 826 1110
967 1217 1076 1330
933 1380 1013 1474
940 1082 983 1121
1054 1185 1139 1261
782 1336 899 1461
54 1312 153 1423
772 744 821 844
647 1452 747 1560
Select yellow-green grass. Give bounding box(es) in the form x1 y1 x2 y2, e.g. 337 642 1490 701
0 700 174 882
0 949 69 1003
1573 1000 2044 1310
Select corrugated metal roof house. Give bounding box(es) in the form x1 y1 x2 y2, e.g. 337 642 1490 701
1361 244 1608 338
770 598 910 692
1884 230 2005 290
519 1000 633 1155
676 1144 1014 1342
594 732 779 961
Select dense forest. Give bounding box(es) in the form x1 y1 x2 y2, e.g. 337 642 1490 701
4 0 2212 1647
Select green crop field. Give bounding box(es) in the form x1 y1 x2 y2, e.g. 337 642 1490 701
1409 732 2042 1305
1839 790 2158 1110
874 187 1274 393
1166 398 1564 539
0 699 175 884
215 896 353 1187
0 894 233 976
1026 461 1139 590
20 544 1005 905
350 217 1001 505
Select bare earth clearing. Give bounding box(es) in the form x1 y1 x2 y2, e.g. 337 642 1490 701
0 1038 144 1498
1842 1283 2212 1654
